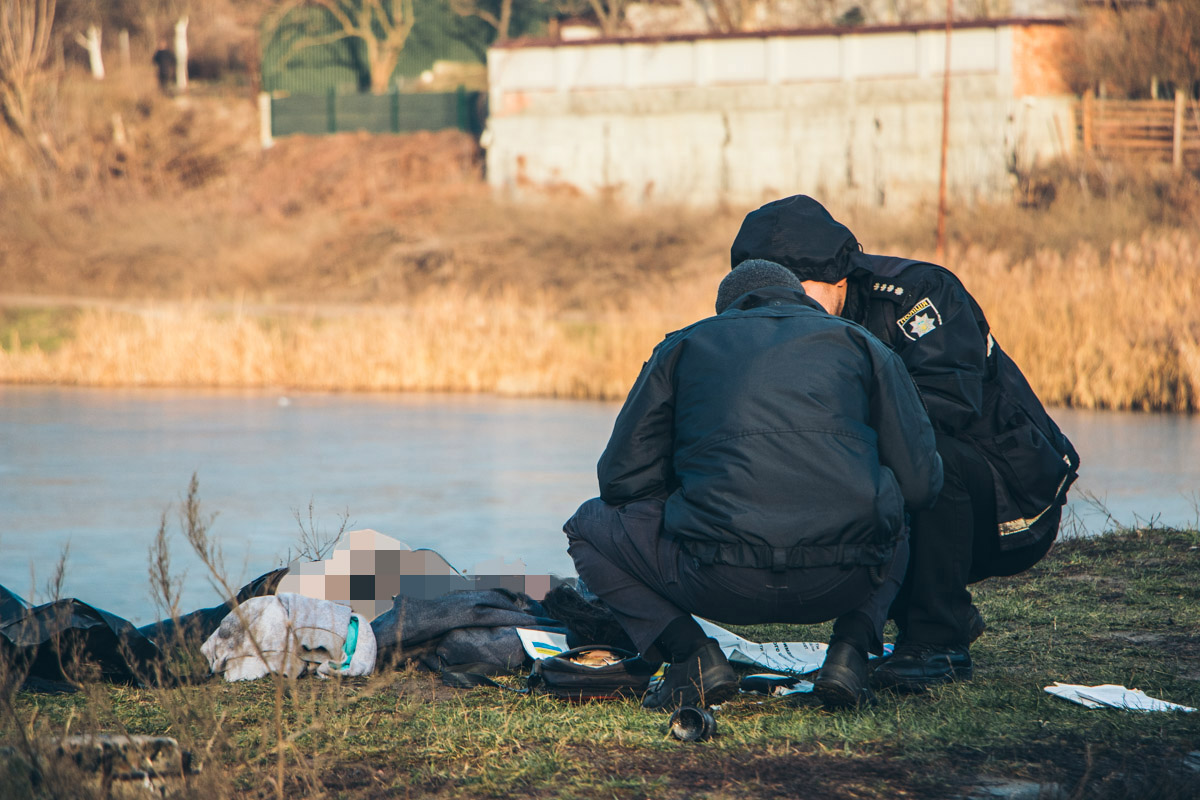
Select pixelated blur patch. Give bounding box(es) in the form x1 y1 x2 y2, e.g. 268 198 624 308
276 529 564 620
349 574 375 601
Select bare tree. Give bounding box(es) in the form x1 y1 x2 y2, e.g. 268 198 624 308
74 24 105 78
267 0 417 93
173 12 187 90
707 0 756 32
57 0 106 78
0 0 57 147
585 0 625 36
1066 2 1200 98
552 0 626 36
125 0 190 90
448 0 517 42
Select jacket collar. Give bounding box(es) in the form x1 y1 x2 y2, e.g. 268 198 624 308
723 286 825 314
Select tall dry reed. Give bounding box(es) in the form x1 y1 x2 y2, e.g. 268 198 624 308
956 231 1200 411
2 235 1198 410
0 285 713 400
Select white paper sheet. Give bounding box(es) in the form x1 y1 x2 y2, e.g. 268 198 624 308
515 628 570 660
1044 682 1106 708
695 617 828 675
516 618 892 678
1045 682 1196 713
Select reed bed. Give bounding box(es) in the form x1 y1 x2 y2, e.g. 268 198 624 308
958 231 1200 412
2 234 1198 410
0 286 711 400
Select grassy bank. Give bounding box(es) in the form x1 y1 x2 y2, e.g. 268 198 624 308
3 230 1200 408
3 526 1199 799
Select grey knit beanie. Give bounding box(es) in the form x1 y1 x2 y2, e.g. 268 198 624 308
716 259 804 314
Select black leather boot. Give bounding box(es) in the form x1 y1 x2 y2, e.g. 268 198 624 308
813 641 875 709
872 642 973 692
641 639 738 711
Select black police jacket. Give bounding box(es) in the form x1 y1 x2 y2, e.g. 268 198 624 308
845 254 1081 552
598 287 944 571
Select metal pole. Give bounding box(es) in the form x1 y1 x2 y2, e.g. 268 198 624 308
1173 88 1185 171
935 0 953 261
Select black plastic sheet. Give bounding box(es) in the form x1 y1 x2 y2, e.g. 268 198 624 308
1 569 287 691
135 568 288 646
1 597 166 688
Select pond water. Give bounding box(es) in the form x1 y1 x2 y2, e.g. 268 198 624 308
1 386 1197 624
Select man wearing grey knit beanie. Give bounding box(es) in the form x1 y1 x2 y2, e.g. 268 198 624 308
563 258 944 711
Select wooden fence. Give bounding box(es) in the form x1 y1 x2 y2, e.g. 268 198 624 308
1079 90 1200 171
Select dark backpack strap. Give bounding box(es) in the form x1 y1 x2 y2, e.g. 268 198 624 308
440 666 529 694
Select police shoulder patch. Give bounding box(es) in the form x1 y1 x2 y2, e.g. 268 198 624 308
896 297 942 341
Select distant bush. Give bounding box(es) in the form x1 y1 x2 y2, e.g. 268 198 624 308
953 159 1200 256
1065 1 1200 99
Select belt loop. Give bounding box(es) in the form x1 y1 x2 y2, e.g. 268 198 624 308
771 547 787 573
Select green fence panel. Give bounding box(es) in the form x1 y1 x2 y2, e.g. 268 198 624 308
271 91 483 137
394 92 457 132
270 94 332 136
337 92 396 133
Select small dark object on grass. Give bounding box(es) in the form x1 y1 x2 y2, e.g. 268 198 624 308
669 706 717 742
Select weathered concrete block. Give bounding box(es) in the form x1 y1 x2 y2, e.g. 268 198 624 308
2 735 197 798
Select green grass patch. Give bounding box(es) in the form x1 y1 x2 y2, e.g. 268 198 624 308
0 308 79 354
4 527 1200 798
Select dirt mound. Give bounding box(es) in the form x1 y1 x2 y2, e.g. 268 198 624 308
242 129 484 223
0 80 730 309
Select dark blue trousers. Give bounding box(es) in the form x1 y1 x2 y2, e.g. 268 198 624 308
564 497 908 657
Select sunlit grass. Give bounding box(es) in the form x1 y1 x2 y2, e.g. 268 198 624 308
4 526 1199 798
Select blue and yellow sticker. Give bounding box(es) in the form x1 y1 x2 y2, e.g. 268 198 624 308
530 641 566 657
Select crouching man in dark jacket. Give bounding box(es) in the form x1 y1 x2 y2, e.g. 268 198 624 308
730 195 1080 692
563 260 944 711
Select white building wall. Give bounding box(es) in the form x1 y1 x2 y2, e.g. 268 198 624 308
485 24 1076 208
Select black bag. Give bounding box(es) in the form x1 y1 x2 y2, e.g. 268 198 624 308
527 646 658 701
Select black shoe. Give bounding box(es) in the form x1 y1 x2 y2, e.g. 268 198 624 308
641 639 738 711
812 641 875 710
893 605 985 650
873 642 973 693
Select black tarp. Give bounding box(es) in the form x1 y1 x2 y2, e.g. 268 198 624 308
1 569 288 691
136 568 288 646
1 597 167 688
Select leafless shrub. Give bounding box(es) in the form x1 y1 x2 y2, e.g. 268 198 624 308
0 0 58 155
1065 2 1200 98
148 512 184 627
40 544 69 604
292 499 351 563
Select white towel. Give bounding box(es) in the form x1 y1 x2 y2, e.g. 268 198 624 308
201 593 376 681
